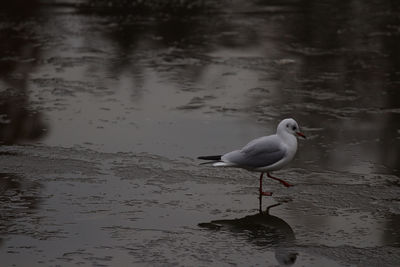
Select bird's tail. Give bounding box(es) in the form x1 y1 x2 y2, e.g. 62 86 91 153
197 155 222 161
197 155 236 167
197 155 222 165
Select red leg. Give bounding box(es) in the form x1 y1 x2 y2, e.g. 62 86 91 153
259 172 272 196
259 172 272 213
267 172 293 187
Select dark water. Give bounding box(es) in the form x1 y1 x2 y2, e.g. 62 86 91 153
0 0 400 266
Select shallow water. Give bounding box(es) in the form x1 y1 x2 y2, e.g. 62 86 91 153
0 0 400 266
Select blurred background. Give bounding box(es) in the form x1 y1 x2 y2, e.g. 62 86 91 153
1 0 400 175
1 0 400 176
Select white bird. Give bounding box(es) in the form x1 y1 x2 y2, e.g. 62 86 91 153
198 118 305 210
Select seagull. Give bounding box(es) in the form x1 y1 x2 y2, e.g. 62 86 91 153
198 118 305 211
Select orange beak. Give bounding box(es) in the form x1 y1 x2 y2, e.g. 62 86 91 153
296 132 306 139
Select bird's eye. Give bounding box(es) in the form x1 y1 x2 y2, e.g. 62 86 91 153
292 126 296 131
286 124 289 128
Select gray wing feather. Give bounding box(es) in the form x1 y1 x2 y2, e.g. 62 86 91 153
222 135 286 168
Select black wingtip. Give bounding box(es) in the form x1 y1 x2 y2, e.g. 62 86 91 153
197 155 222 161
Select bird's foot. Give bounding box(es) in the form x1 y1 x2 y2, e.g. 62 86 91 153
260 191 273 196
282 182 294 188
267 173 294 188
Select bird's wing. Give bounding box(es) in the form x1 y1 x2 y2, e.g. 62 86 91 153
221 135 287 168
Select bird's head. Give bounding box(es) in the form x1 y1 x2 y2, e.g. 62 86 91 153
277 118 306 139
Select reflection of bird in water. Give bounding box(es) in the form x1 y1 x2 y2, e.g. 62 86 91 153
198 118 306 212
199 204 297 266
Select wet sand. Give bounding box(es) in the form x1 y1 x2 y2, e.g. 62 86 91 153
0 145 399 266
